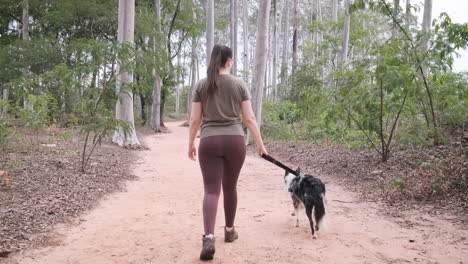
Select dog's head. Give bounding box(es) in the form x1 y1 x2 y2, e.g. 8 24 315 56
284 167 301 192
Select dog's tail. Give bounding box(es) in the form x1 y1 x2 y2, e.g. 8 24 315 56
314 192 327 230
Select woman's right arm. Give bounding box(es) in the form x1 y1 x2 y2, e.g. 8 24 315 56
241 100 268 156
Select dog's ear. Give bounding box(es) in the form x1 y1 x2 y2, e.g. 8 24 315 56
296 167 301 176
284 170 288 177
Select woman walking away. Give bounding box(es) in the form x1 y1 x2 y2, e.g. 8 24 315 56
188 44 268 261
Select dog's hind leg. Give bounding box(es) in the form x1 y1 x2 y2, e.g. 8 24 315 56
293 198 300 227
305 205 316 239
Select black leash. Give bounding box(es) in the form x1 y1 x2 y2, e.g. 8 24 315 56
261 154 298 176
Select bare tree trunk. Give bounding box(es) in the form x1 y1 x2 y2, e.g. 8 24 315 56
405 0 411 25
22 0 31 110
206 0 214 65
331 0 338 21
230 0 238 75
250 0 271 126
340 0 351 65
188 37 197 120
272 0 279 101
151 0 162 132
22 1 29 41
280 0 289 87
242 0 249 79
135 94 142 119
175 55 181 116
392 0 400 38
112 0 140 146
421 0 432 53
1 87 8 115
291 0 298 76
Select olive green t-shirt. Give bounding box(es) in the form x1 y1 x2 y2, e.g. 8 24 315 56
192 74 251 139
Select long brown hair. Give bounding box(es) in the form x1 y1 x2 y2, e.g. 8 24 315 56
206 44 232 94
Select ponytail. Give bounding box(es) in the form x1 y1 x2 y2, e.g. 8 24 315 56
206 44 233 94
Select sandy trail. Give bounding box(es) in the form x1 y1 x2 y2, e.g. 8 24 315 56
12 121 467 264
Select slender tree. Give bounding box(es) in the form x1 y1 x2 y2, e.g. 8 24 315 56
291 0 298 76
175 54 181 116
230 0 238 74
22 0 31 110
405 0 411 25
280 0 289 86
188 0 198 119
331 0 338 21
242 0 249 78
392 0 400 38
272 0 279 101
151 0 162 132
206 0 214 65
112 0 140 146
251 0 272 126
421 0 432 53
340 0 351 65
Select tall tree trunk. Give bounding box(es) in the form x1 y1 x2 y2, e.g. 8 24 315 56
151 0 162 132
242 0 249 80
272 0 279 101
230 0 238 74
340 0 351 65
280 0 289 87
112 0 140 146
1 87 8 115
22 0 31 110
291 0 298 76
22 0 29 41
135 94 142 119
405 0 411 25
421 0 432 53
206 0 214 65
188 37 197 120
250 0 271 126
420 0 438 141
331 0 338 21
392 0 400 38
175 55 181 116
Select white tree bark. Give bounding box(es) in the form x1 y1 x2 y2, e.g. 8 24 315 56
230 0 238 74
151 0 162 132
242 0 249 78
291 0 298 76
206 0 214 65
188 37 197 120
405 0 411 25
22 1 29 41
272 0 280 101
331 0 338 21
280 0 289 86
22 0 31 110
112 0 140 146
392 0 400 38
340 0 351 65
1 88 8 115
251 0 271 126
175 54 181 116
421 0 432 53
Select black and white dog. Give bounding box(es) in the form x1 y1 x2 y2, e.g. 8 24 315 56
284 168 326 239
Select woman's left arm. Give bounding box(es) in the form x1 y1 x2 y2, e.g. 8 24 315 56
188 102 202 161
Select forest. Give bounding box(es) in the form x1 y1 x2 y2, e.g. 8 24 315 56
0 0 467 260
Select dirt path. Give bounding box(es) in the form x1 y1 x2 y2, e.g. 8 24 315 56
11 122 468 264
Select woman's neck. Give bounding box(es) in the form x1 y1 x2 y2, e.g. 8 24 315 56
219 68 230 75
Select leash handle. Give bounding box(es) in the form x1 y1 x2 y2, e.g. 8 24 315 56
261 154 298 176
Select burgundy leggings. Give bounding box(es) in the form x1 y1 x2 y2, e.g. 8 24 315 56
198 135 246 235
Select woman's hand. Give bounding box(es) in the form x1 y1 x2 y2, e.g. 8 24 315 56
188 143 197 161
257 144 268 157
